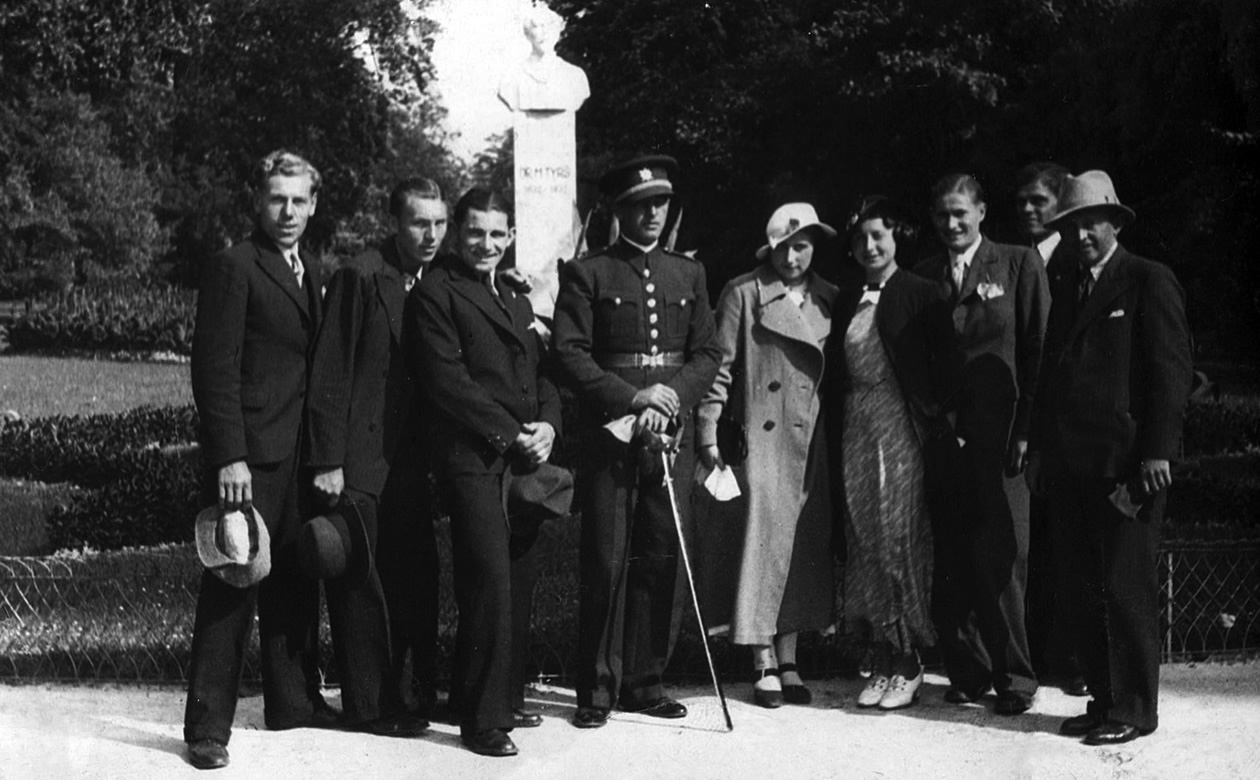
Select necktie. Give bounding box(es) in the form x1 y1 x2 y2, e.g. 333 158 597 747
951 258 966 292
1078 271 1093 310
288 251 304 289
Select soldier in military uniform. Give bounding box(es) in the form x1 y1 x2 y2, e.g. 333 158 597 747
552 155 721 728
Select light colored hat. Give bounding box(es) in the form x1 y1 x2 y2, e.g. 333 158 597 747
195 506 271 588
756 203 836 260
1044 170 1135 228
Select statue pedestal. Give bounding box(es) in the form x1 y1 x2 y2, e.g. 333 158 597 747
512 110 579 319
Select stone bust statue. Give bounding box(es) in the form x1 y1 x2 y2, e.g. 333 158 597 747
497 3 590 113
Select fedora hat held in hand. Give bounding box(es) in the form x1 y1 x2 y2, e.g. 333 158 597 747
1044 170 1136 228
195 506 272 588
501 461 575 529
298 497 373 588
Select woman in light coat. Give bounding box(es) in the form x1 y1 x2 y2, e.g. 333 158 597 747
696 203 837 708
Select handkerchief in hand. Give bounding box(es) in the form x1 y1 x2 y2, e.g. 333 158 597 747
604 414 636 444
703 464 742 502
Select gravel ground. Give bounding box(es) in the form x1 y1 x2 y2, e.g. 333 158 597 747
1 663 1257 779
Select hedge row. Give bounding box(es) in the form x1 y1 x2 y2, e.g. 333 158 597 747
0 405 198 486
6 282 195 355
0 405 201 551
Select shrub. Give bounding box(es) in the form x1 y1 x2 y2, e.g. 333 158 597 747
0 405 201 552
6 281 195 355
1182 396 1260 457
0 405 197 486
1166 452 1260 540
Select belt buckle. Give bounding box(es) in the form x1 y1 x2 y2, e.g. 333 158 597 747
639 352 665 368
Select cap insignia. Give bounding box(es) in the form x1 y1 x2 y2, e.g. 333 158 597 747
638 168 654 182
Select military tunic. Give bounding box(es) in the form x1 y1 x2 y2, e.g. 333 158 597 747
552 239 720 710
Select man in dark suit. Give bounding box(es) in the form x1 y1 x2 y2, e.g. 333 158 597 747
1028 170 1192 745
409 187 563 757
552 155 721 728
185 150 328 770
303 178 449 737
915 173 1050 716
1012 161 1089 698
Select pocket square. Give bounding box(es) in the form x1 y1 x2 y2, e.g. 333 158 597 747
1108 309 1125 318
976 281 1005 300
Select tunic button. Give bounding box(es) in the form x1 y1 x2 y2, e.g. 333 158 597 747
647 298 657 309
763 420 776 431
650 328 659 339
650 344 659 354
649 313 658 324
768 381 781 391
643 268 651 278
645 282 656 293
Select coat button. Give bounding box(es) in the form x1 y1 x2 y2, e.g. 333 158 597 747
645 282 656 293
768 381 781 391
763 420 776 431
647 298 657 309
649 313 658 324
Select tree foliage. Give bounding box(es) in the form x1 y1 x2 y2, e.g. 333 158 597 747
554 0 1260 356
0 0 464 291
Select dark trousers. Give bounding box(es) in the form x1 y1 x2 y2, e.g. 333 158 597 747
184 453 322 744
326 489 399 725
926 436 1038 697
576 427 690 711
1050 474 1162 732
1026 493 1081 681
375 460 440 716
444 472 542 736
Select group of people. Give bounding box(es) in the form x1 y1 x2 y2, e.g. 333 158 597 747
183 148 1193 770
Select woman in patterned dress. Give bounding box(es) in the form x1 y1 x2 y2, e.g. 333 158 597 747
830 196 938 710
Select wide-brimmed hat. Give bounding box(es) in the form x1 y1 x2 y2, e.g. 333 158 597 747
501 461 574 529
298 498 372 588
755 203 837 260
1044 170 1135 228
599 154 678 206
195 506 271 588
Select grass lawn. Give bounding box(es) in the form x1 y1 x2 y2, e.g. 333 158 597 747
0 354 191 419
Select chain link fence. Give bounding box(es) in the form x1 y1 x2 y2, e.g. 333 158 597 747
2 524 1256 684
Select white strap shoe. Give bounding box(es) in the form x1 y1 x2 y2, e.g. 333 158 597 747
857 675 890 708
879 669 924 710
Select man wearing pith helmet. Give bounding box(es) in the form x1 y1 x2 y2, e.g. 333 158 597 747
1027 170 1192 746
552 153 721 728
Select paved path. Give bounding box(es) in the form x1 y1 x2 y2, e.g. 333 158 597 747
1 664 1258 779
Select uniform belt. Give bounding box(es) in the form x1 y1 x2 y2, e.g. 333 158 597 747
597 351 685 368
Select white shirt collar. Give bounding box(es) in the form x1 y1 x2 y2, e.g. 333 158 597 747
950 236 983 269
622 237 658 254
1086 242 1119 281
1036 232 1061 264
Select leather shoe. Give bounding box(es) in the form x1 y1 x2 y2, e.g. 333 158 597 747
1059 713 1104 737
355 713 429 738
1062 676 1090 697
572 706 610 729
994 691 1033 715
778 664 811 705
624 697 688 719
187 739 229 770
461 728 518 757
1084 721 1146 746
513 707 543 728
943 686 988 704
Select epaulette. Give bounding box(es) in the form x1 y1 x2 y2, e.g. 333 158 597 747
662 247 700 261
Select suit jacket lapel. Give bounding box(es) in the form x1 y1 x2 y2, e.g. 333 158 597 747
252 233 312 321
958 240 994 303
449 271 526 346
755 266 824 354
377 240 407 345
1066 248 1135 345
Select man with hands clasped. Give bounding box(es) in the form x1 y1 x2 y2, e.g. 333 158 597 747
552 154 720 729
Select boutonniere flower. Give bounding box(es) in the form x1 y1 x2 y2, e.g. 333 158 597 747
976 281 1005 300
